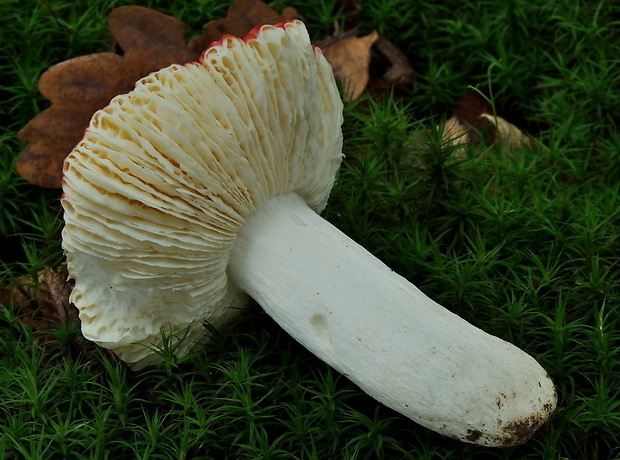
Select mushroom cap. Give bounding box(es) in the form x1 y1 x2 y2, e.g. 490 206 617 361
61 20 344 369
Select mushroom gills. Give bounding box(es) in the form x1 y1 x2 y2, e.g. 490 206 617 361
228 192 557 447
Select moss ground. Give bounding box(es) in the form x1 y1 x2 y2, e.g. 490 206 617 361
1 1 619 458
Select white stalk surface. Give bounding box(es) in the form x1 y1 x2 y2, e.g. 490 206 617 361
229 193 556 446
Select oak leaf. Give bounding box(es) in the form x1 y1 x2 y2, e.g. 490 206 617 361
17 0 297 189
17 6 199 188
188 0 297 54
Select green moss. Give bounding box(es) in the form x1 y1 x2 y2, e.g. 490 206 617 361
1 0 618 458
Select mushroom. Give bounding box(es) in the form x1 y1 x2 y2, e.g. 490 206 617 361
61 20 557 447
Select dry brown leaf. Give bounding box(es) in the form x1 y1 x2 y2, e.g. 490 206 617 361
0 268 88 352
321 30 379 101
319 30 413 101
441 115 471 151
452 90 496 143
188 0 297 54
369 34 415 90
17 6 199 188
436 92 533 165
479 113 532 149
450 91 531 150
17 1 297 189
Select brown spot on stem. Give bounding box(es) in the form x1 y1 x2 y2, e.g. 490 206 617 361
466 429 483 443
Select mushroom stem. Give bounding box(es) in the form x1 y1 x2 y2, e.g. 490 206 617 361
229 192 556 447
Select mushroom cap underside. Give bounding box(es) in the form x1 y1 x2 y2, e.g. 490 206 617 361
61 20 344 368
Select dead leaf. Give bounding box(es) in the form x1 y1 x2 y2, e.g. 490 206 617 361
369 34 415 89
321 30 379 101
17 6 199 188
18 0 297 189
0 268 88 353
479 113 532 150
188 0 297 54
448 91 531 150
319 30 414 101
441 115 471 150
452 90 496 143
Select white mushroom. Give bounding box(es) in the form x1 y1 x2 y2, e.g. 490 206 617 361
61 20 556 447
